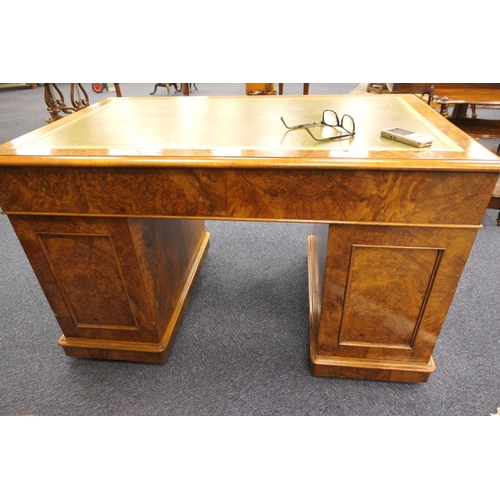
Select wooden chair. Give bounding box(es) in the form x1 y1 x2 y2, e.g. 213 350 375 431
44 83 89 123
245 84 275 95
245 84 310 96
150 83 182 96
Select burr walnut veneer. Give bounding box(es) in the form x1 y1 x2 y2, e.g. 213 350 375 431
1 95 499 382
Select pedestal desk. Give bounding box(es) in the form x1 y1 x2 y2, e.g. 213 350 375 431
1 94 499 382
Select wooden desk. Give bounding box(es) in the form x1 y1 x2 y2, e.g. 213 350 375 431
1 94 499 382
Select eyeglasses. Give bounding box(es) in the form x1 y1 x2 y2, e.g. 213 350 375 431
280 109 355 142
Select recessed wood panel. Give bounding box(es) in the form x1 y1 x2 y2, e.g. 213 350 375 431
315 223 479 365
37 233 137 329
340 245 442 348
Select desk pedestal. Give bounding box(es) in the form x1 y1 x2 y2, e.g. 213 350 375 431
10 212 479 382
308 223 477 382
9 215 209 363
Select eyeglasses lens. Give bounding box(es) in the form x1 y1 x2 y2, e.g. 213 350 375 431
341 115 355 134
323 110 338 127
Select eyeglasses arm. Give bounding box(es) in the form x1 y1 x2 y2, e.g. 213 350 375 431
280 116 325 130
304 127 355 142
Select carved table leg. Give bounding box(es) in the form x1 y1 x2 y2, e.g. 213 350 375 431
439 102 449 118
451 103 470 119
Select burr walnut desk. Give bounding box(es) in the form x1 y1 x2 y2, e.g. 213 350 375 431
1 94 499 382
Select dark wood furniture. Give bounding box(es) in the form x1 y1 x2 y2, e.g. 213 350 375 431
245 83 275 95
150 83 182 96
44 83 122 122
423 85 500 147
44 83 90 123
245 84 310 96
1 94 498 382
390 83 500 101
152 84 197 96
388 84 500 140
246 84 310 95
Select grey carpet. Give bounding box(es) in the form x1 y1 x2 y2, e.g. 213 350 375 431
0 84 499 415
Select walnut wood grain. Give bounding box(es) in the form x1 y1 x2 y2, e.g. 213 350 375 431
0 167 497 226
1 94 499 380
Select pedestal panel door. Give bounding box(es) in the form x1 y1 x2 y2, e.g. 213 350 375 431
8 215 209 362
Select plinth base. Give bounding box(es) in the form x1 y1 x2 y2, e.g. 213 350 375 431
310 349 436 383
